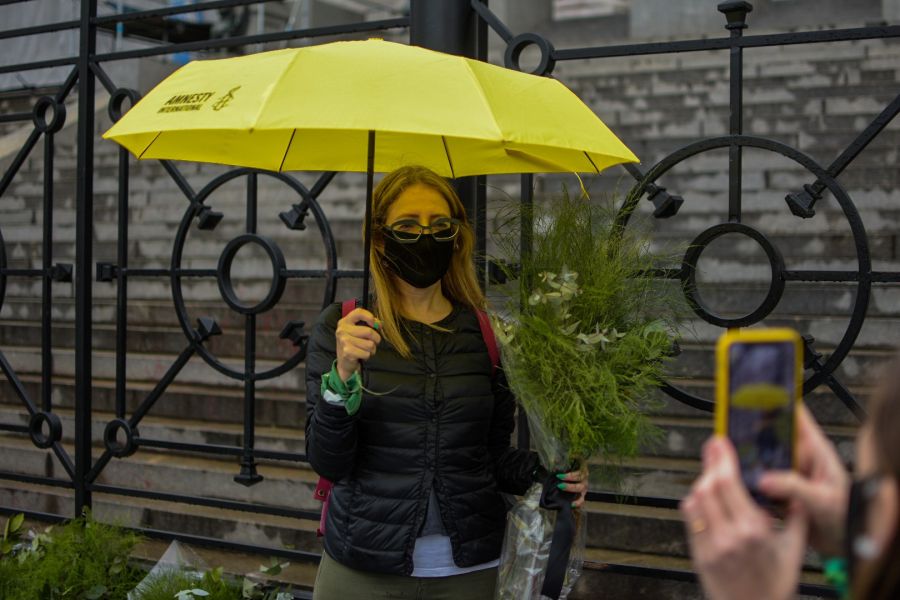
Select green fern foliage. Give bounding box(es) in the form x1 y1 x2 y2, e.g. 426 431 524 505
492 190 682 466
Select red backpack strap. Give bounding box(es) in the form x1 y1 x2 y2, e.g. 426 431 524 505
475 310 499 378
314 299 358 537
342 298 358 318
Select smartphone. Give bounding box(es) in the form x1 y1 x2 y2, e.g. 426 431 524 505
715 328 802 508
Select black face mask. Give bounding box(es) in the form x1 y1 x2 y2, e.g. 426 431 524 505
382 234 454 288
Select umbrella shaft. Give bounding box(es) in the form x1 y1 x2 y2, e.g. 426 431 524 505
362 130 376 310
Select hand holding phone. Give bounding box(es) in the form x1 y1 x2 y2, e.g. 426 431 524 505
715 328 802 509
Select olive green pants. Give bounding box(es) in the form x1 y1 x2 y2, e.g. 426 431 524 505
312 551 498 600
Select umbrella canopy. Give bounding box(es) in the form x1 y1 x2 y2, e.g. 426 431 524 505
102 39 637 176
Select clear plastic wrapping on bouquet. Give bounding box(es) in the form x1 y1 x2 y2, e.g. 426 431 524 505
494 407 586 600
495 482 586 600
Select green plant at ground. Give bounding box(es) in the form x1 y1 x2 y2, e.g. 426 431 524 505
0 511 144 599
1 512 24 556
132 561 294 600
132 566 243 600
491 190 683 470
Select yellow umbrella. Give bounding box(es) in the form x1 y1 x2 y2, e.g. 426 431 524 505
103 38 638 302
103 39 636 175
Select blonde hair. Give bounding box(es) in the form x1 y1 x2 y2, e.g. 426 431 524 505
366 165 486 358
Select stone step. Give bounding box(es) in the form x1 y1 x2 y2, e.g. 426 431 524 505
0 345 304 391
651 381 869 427
0 341 883 434
3 282 900 331
0 375 307 427
0 396 856 505
0 319 323 361
574 548 830 600
0 284 364 325
1 286 897 339
671 341 896 386
0 434 319 510
1 302 896 355
642 415 857 462
0 403 306 455
0 463 820 574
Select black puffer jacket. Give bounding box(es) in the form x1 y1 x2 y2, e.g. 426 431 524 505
305 301 539 575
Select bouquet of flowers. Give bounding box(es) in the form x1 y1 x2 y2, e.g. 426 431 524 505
490 191 681 600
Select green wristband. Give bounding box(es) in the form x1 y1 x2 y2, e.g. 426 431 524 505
823 557 849 599
321 361 363 416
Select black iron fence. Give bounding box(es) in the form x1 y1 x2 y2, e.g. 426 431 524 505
0 0 898 596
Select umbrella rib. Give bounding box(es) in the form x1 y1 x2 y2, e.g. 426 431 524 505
583 151 601 175
138 132 162 159
441 136 456 179
279 128 297 172
462 61 504 141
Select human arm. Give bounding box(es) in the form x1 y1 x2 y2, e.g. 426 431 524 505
488 367 589 504
487 366 541 495
680 437 809 600
304 303 380 481
758 404 850 556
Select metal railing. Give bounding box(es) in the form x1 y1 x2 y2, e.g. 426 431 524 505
0 0 898 596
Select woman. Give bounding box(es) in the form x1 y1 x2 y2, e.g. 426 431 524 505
681 356 900 600
305 165 588 600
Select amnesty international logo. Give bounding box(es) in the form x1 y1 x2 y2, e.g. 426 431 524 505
158 91 215 113
156 86 241 114
213 86 241 111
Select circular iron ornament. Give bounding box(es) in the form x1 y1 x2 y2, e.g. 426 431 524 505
103 418 138 458
618 135 871 409
171 169 339 381
216 234 287 315
504 33 556 76
108 88 141 124
32 96 66 134
28 411 62 449
681 222 786 328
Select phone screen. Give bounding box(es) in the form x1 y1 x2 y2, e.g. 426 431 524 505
727 340 796 503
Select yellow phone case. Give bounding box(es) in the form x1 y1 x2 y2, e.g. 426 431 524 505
715 328 803 466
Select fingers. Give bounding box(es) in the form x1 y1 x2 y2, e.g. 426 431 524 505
342 323 383 345
757 471 814 502
795 405 850 486
689 437 764 531
556 465 589 508
572 489 587 508
680 495 715 566
342 308 379 329
339 335 379 361
781 500 810 565
711 437 764 522
335 309 382 371
558 468 587 482
795 405 835 470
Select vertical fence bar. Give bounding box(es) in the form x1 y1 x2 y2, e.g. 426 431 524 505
41 128 53 413
74 0 98 515
517 173 533 451
720 1 751 223
115 147 129 419
238 171 259 484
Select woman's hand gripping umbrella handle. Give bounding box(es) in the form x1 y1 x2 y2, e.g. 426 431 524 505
335 307 382 382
